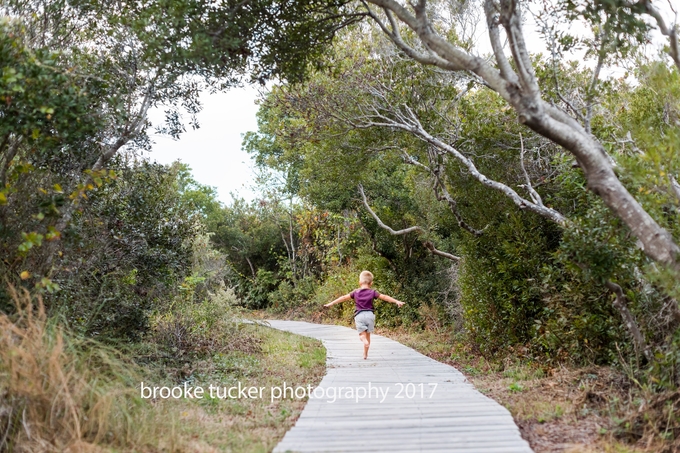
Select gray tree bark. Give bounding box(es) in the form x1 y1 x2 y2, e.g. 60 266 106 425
362 0 680 271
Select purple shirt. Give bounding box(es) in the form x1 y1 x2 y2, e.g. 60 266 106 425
350 288 381 315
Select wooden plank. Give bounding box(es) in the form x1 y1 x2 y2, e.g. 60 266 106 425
267 320 534 453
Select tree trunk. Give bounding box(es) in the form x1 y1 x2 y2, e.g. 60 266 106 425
363 0 680 272
605 280 652 361
524 111 680 270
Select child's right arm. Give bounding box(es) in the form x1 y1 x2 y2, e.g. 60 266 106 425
324 293 352 308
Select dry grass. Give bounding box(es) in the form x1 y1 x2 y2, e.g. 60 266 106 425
378 327 675 453
0 286 152 452
157 324 327 452
0 287 327 452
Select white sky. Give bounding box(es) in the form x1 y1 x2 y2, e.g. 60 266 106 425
145 86 261 204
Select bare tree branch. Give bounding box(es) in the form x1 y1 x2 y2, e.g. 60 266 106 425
362 0 680 270
670 175 680 203
584 21 611 135
518 133 544 206
400 151 486 236
93 84 155 172
362 3 462 71
484 0 518 84
0 136 22 188
359 184 425 235
350 104 568 225
366 0 511 99
498 0 541 101
422 240 461 261
52 83 156 234
640 0 680 72
358 184 460 261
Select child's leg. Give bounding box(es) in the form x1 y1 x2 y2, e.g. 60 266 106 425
359 331 370 359
359 331 369 345
355 312 374 359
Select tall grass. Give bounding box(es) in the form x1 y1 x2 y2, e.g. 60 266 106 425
0 286 161 452
0 284 328 452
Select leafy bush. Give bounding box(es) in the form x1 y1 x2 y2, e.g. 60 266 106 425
46 161 196 340
457 211 558 355
151 283 259 356
268 275 318 314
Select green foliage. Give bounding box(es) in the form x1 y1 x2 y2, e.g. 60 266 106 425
151 285 246 356
148 227 252 357
238 24 680 387
245 268 280 309
0 7 236 339
609 63 680 301
555 0 651 61
0 19 105 163
0 19 109 281
1 0 371 344
47 161 197 339
176 163 223 224
310 265 358 319
458 211 555 354
268 276 318 314
102 0 363 84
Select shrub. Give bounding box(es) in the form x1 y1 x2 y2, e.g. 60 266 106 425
457 211 558 355
44 161 197 341
151 283 260 357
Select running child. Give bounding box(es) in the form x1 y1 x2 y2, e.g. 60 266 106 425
323 270 405 359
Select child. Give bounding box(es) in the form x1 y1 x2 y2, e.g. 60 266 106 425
324 270 405 359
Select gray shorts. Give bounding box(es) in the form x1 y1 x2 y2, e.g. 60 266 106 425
355 311 375 333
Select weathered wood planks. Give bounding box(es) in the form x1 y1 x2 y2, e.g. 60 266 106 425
267 320 533 453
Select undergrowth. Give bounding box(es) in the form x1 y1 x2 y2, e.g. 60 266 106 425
0 286 326 452
379 326 679 453
0 286 146 452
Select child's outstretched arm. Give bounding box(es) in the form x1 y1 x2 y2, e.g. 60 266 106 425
378 294 405 307
324 293 352 308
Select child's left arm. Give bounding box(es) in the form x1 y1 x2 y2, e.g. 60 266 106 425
378 294 405 307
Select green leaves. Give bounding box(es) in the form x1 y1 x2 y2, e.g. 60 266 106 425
18 232 44 254
556 0 651 60
36 277 60 293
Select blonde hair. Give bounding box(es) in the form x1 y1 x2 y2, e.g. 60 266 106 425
359 270 374 285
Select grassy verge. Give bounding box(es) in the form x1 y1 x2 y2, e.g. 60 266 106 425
1 288 326 452
135 323 326 453
375 327 668 453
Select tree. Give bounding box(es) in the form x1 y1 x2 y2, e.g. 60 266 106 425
0 0 363 282
352 0 680 273
244 24 680 362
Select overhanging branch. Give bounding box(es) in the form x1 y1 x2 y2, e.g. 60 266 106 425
605 280 652 361
352 105 568 226
358 184 460 261
400 151 485 237
640 0 680 72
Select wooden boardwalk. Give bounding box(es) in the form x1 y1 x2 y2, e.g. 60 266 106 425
267 320 533 453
